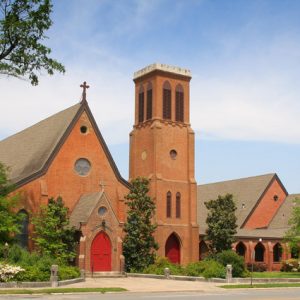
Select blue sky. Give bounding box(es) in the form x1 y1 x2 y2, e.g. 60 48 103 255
1 0 300 193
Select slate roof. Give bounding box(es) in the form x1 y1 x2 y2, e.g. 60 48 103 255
0 101 130 189
268 194 300 230
235 195 300 239
69 192 103 229
0 103 81 185
197 173 276 235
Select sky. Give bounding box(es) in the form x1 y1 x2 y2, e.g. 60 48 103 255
1 0 300 193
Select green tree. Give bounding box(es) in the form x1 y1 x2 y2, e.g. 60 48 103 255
0 162 24 244
123 177 158 272
0 0 65 85
205 193 237 254
32 196 77 263
284 197 300 257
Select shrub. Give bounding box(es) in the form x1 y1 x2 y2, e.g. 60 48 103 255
143 257 183 275
0 263 24 282
0 244 80 282
58 266 80 280
246 262 267 272
214 250 246 277
185 260 211 276
281 259 300 272
202 260 226 279
14 265 50 282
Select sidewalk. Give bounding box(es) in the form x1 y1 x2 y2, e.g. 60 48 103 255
64 277 223 293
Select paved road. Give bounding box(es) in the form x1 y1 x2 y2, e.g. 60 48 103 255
1 289 300 300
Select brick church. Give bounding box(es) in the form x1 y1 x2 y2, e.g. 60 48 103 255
0 63 298 272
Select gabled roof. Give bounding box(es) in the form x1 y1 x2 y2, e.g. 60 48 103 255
197 173 276 235
235 194 300 239
69 191 103 229
0 100 130 188
69 191 120 229
268 193 300 230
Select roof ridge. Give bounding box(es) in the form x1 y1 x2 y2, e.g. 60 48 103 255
197 173 276 187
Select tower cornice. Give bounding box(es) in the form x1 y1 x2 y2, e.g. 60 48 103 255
133 63 192 82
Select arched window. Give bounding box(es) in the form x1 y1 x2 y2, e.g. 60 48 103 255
163 81 171 119
146 82 153 120
199 240 209 260
165 233 181 264
138 85 144 123
176 192 181 218
255 242 265 262
236 242 246 258
16 209 29 249
175 84 184 122
166 191 172 218
273 243 282 262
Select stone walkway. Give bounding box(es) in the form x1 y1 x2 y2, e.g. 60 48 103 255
65 277 223 293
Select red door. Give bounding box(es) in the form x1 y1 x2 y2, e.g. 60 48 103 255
165 234 180 264
91 232 111 271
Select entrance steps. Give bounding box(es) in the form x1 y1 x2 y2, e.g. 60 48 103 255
85 271 126 278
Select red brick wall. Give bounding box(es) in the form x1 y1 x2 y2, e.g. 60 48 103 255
130 71 199 265
14 110 129 271
243 178 288 229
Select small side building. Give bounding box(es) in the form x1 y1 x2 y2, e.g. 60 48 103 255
198 173 299 271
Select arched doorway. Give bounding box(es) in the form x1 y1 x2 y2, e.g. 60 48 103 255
236 242 246 258
199 240 209 260
165 233 180 264
91 232 111 272
255 242 265 262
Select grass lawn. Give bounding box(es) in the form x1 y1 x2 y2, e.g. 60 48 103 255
0 287 127 295
221 283 300 289
252 272 300 278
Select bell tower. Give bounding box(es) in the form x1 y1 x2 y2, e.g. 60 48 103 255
129 63 199 264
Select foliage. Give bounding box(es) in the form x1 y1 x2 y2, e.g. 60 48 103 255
0 263 24 282
58 265 80 281
143 256 226 279
202 260 226 279
0 0 65 85
246 262 267 272
280 259 300 272
1 244 80 281
32 196 77 263
0 162 24 243
204 193 237 254
284 198 300 257
143 256 183 275
213 250 247 277
184 260 212 277
123 177 158 272
183 259 226 279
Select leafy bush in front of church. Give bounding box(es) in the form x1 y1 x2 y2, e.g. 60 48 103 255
58 265 81 280
143 256 226 279
281 259 300 272
213 250 247 277
1 244 80 282
201 260 226 279
32 196 78 264
143 257 183 275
